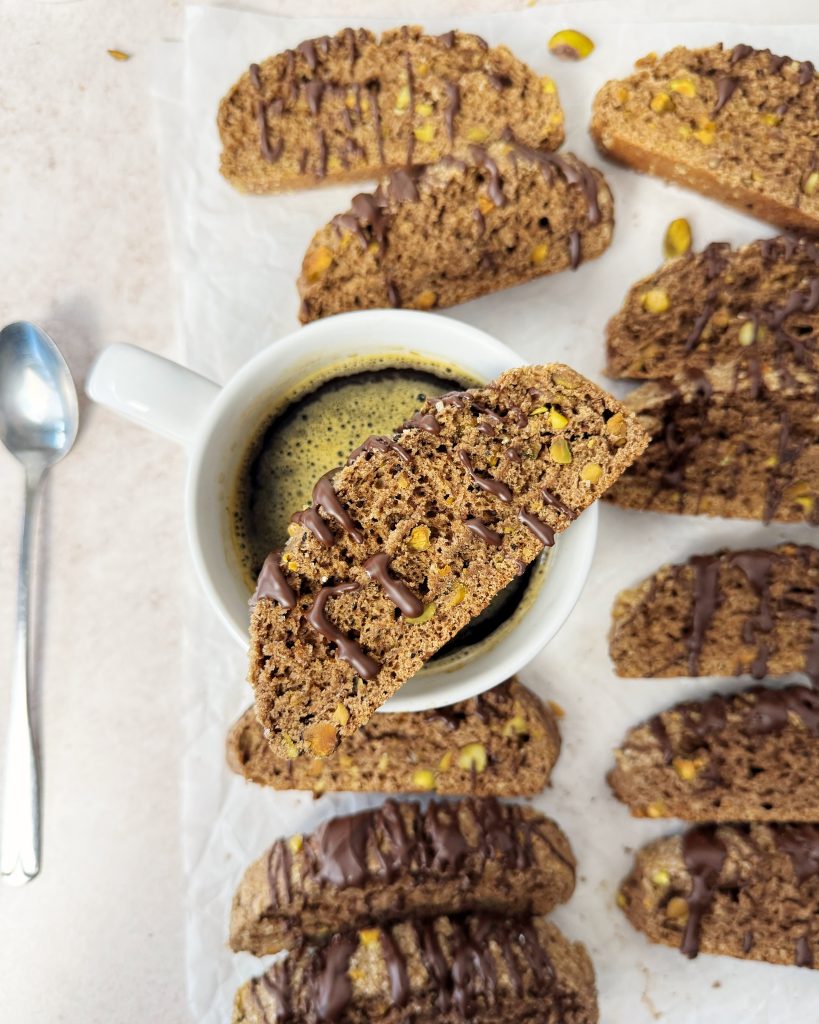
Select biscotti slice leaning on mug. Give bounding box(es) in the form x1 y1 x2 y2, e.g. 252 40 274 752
250 364 648 759
229 797 575 954
219 26 565 194
609 685 819 822
603 375 819 522
609 544 819 681
227 678 560 797
619 823 819 967
298 146 613 321
590 43 819 233
232 913 599 1024
605 236 819 388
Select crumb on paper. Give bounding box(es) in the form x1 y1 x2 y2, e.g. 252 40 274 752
639 965 662 1020
107 49 131 61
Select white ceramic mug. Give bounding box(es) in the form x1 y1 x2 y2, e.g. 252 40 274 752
86 309 597 711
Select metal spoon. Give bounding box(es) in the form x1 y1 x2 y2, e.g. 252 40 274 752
0 322 78 885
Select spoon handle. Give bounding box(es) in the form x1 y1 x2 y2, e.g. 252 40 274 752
1 467 44 885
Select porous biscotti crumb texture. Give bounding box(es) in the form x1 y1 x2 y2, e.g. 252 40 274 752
298 145 613 321
219 26 564 194
226 678 561 797
591 43 819 233
249 363 648 759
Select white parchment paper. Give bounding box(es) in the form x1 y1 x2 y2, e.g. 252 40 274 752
167 5 819 1021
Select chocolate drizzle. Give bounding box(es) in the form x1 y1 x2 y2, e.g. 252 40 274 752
444 81 461 142
541 488 577 519
458 449 512 502
306 582 381 679
292 507 335 548
311 934 357 1021
313 470 364 543
251 551 297 609
406 409 441 434
468 145 505 206
364 552 424 618
249 63 262 92
465 518 503 546
347 435 410 465
380 929 410 1006
502 133 602 225
687 555 722 675
568 230 582 270
680 826 727 959
518 509 555 547
775 824 819 884
795 935 813 968
712 76 739 116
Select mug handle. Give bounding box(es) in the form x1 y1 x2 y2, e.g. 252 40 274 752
86 343 221 448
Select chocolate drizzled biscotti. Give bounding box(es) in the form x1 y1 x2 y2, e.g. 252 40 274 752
250 364 648 759
227 679 560 797
605 236 819 391
233 913 599 1024
609 685 819 821
604 375 819 522
610 545 819 680
591 44 819 233
619 824 819 967
229 797 575 955
298 146 613 321
219 26 564 194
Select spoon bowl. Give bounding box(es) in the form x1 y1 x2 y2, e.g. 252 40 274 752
0 322 79 466
0 320 79 886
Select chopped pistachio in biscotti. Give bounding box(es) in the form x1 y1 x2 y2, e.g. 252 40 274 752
609 544 819 681
218 26 564 194
249 363 649 759
619 824 819 967
226 678 560 797
229 797 575 955
232 914 599 1024
605 374 819 522
609 685 819 822
606 236 819 392
298 144 613 322
590 43 819 234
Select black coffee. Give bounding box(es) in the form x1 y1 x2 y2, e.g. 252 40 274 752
230 354 539 662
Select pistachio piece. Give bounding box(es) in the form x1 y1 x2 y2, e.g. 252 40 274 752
666 896 689 921
663 218 692 259
547 409 568 430
645 801 666 818
457 742 488 773
650 92 674 114
641 288 670 314
332 703 350 727
548 29 595 61
394 85 410 113
550 438 572 464
804 171 819 196
541 76 557 94
288 834 303 854
651 869 671 887
416 100 433 116
415 290 438 310
465 126 489 143
669 77 696 97
438 751 454 772
408 525 431 551
359 928 381 947
672 757 700 781
448 583 467 607
414 123 435 143
303 722 338 758
530 242 550 265
304 246 334 283
412 767 436 790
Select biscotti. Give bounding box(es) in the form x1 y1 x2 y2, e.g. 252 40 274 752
250 364 648 759
232 914 599 1024
605 236 819 391
603 376 819 522
619 824 819 967
609 685 819 821
609 544 819 680
227 678 560 797
590 44 819 233
219 26 564 194
298 146 613 321
229 797 575 954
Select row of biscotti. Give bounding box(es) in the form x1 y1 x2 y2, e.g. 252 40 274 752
228 797 599 1023
607 543 819 971
220 34 819 324
219 26 616 320
221 32 819 238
